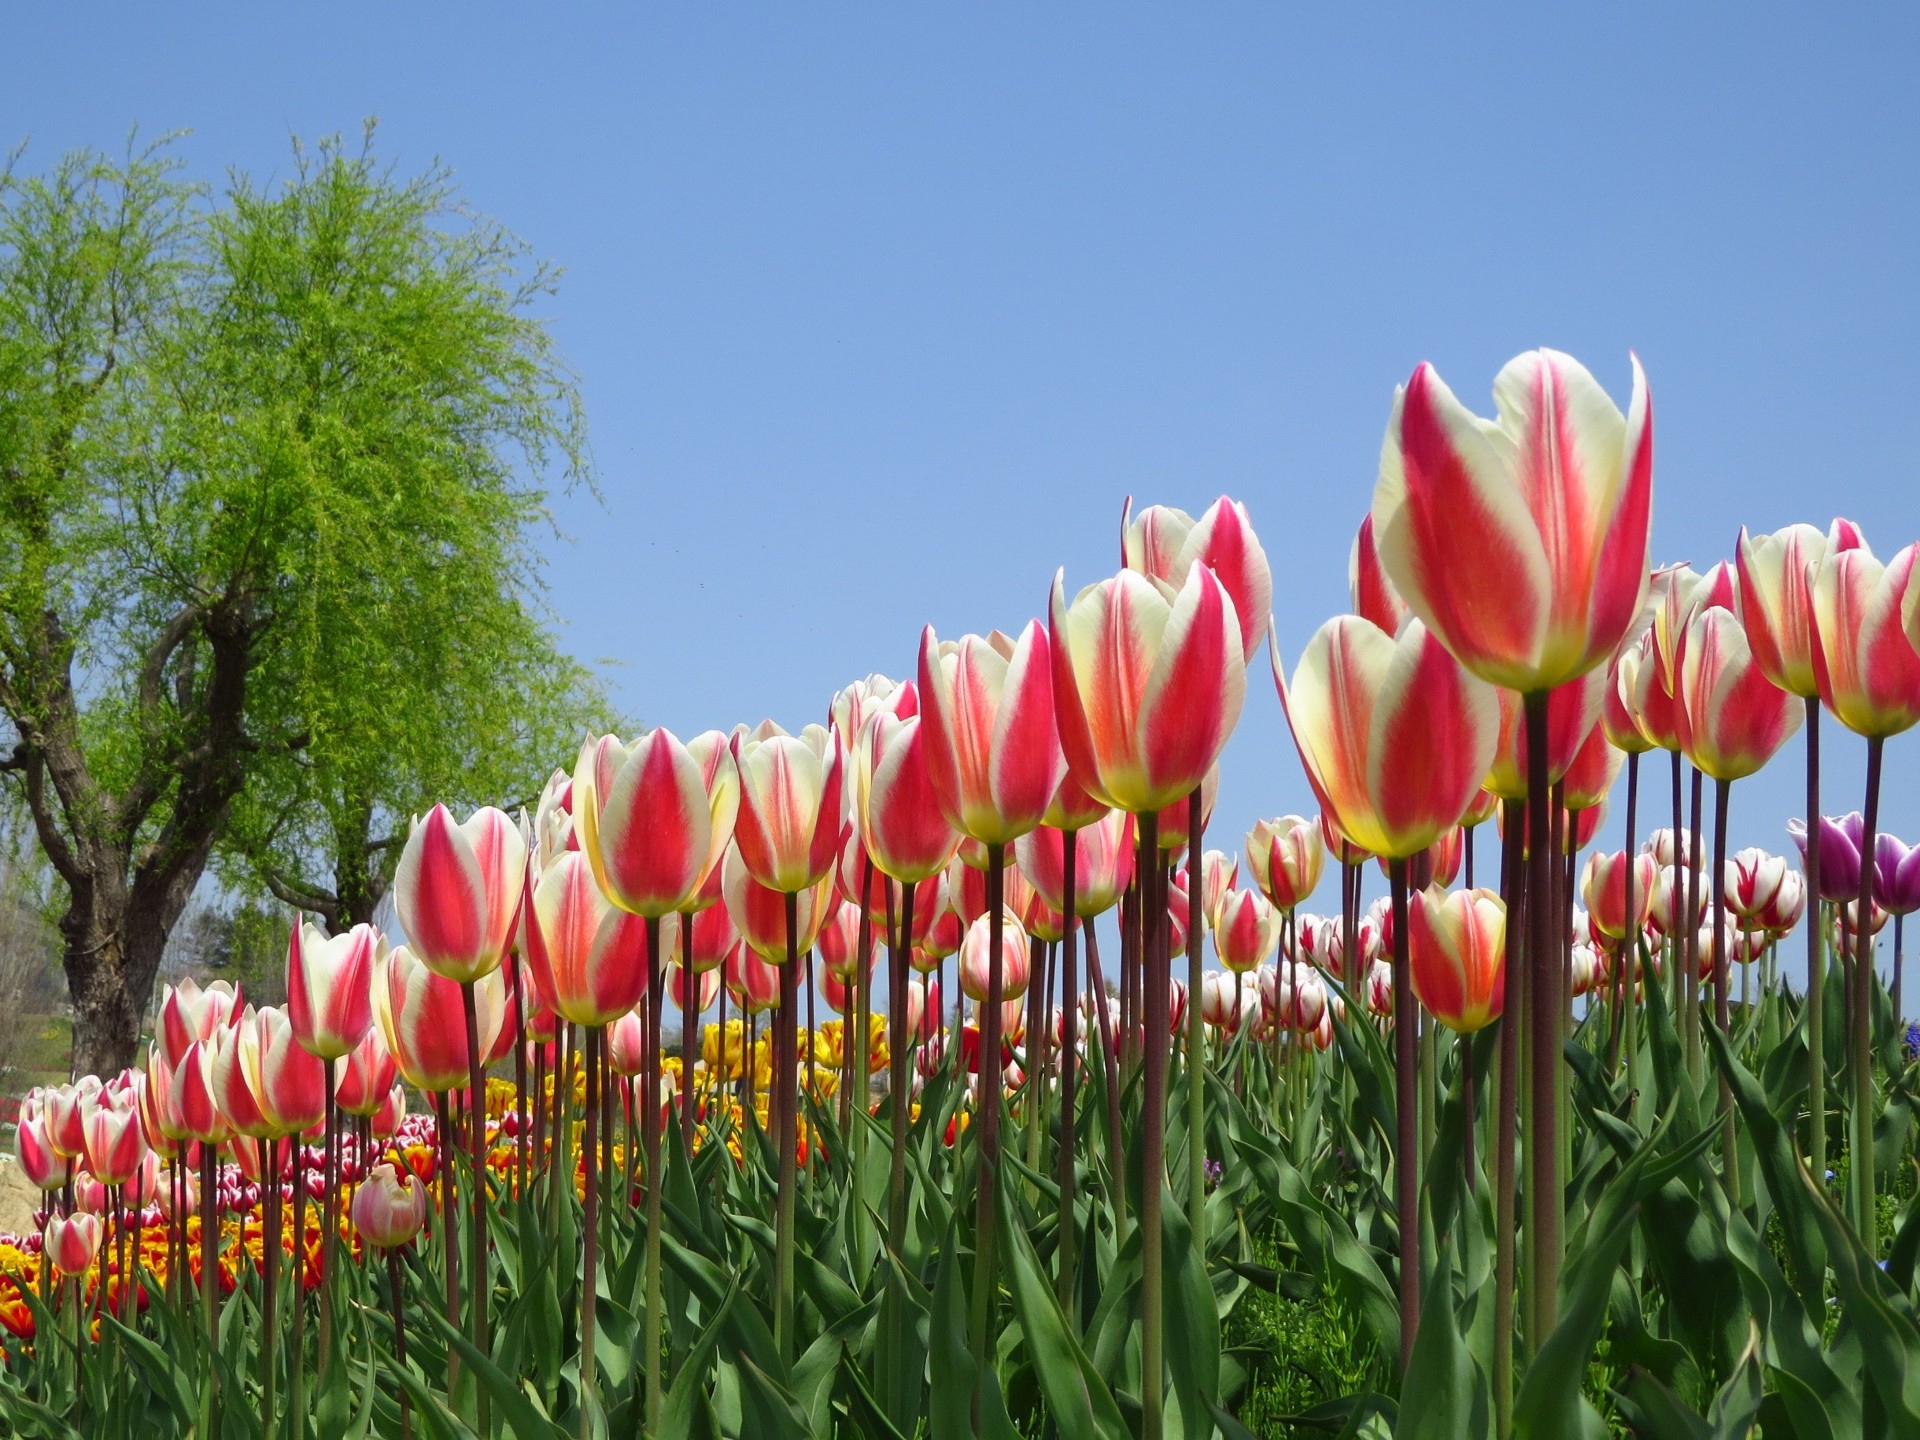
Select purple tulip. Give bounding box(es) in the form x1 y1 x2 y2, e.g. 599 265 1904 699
1788 813 1864 902
1874 833 1920 916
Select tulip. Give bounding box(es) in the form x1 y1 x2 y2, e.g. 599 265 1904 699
724 948 781 1014
1760 871 1807 935
160 978 244 1070
1674 607 1803 782
377 943 509 1094
1244 815 1324 912
1569 943 1603 1000
570 730 737 922
285 921 377 1062
1737 521 1861 698
959 909 1031 1004
1350 512 1411 635
1582 851 1657 940
1016 811 1136 921
1483 671 1609 801
1050 568 1244 816
607 1011 647 1077
246 1006 331 1135
524 851 653 1027
1371 348 1653 694
1723 849 1788 923
1276 615 1500 862
1809 542 1920 739
45 1211 103 1279
1408 886 1506 1034
1648 864 1705 937
1789 813 1865 902
731 725 846 896
1122 495 1274 661
80 1085 148 1186
859 712 959 886
15 1107 70 1191
667 962 720 1015
352 1162 427 1250
333 1027 398 1120
393 804 526 984
1214 889 1282 974
208 1013 276 1141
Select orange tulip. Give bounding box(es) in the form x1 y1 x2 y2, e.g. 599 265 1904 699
1408 885 1507 1034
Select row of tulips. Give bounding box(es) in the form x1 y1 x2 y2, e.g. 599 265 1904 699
6 344 1920 1439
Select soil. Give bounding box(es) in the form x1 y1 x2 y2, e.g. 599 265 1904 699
0 1156 42 1238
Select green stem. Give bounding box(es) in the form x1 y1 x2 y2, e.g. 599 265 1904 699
1137 813 1168 1440
1854 736 1885 1252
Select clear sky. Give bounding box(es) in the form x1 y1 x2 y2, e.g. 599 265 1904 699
8 7 1917 979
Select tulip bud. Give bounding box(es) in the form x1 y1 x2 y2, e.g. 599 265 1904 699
351 1161 428 1250
1407 885 1506 1033
45 1211 103 1277
958 909 1031 1003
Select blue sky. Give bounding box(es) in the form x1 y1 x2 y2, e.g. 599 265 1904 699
8 7 1917 977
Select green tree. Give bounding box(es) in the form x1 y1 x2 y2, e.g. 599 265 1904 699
0 131 598 1073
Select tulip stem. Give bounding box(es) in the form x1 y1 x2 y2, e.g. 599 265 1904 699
1083 922 1127 1239
1055 830 1080 1315
1524 691 1562 1349
1854 736 1885 1253
1388 858 1420 1372
969 843 1009 1390
460 983 491 1438
1712 779 1740 1206
578 1025 600 1431
1802 701 1827 1187
643 918 667 1440
1493 800 1522 1439
1686 765 1705 1081
682 913 700 1158
1186 794 1208 1250
262 1138 281 1440
776 892 800 1369
849 862 872 1144
200 1132 219 1425
887 884 915 1259
1136 814 1167 1440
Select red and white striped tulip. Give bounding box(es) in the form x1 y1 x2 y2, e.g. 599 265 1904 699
1737 521 1864 698
208 1013 275 1141
1350 512 1411 635
607 1012 647 1076
724 948 781 1014
160 977 244 1070
46 1212 103 1278
393 804 525 983
1408 885 1507 1034
1581 850 1658 940
1213 888 1283 974
1483 670 1608 800
1810 541 1920 738
1372 349 1654 692
1725 848 1789 923
1050 565 1245 815
917 624 1064 845
1015 811 1136 925
1122 496 1275 661
667 962 720 1016
171 1041 229 1143
285 920 378 1061
79 1085 147 1186
859 711 959 884
958 908 1031 1003
1674 606 1803 781
525 850 654 1027
14 1104 69 1190
1275 615 1501 860
333 1026 398 1119
377 942 510 1093
722 843 837 963
1245 814 1324 912
732 723 846 894
249 1005 329 1135
1761 871 1807 934
572 728 738 917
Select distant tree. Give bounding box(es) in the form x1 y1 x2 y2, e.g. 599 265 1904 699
0 130 597 1073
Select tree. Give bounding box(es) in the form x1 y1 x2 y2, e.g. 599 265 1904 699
0 131 597 1072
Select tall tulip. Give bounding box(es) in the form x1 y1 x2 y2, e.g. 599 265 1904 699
1408 886 1507 1034
727 721 845 1367
1276 610 1498 1367
917 620 1065 1378
1808 539 1920 1245
1122 495 1275 662
1372 348 1652 1377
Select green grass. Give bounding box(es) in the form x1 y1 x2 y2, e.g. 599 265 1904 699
1227 1233 1392 1436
